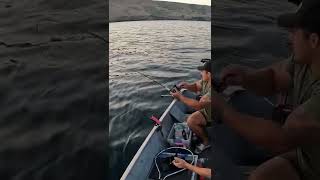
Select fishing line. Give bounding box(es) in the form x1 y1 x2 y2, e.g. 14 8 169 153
110 62 171 92
263 97 275 107
87 31 108 43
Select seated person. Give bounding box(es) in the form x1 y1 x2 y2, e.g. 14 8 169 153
210 1 320 179
170 61 212 153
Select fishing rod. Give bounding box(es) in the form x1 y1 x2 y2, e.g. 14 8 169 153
135 71 171 92
157 152 194 160
110 62 171 92
111 58 210 94
160 95 172 97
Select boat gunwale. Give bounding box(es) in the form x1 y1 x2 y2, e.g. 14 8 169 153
120 90 187 179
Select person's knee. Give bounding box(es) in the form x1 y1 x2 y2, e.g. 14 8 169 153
187 115 197 127
249 156 300 180
248 157 278 180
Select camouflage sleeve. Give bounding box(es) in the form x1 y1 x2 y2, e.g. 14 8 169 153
200 88 211 102
199 79 203 85
206 88 211 97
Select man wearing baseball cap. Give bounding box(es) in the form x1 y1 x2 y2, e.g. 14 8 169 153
211 0 320 179
171 60 212 154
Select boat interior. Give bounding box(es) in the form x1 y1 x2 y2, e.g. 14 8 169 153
122 87 276 180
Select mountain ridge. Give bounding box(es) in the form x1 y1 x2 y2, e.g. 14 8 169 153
109 0 211 22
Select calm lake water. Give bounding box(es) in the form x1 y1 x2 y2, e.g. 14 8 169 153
109 20 211 179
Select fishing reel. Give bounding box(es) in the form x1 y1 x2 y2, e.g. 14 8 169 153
160 85 181 97
170 84 181 93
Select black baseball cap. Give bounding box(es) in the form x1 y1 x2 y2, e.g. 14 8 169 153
277 0 320 33
288 0 302 5
197 61 211 73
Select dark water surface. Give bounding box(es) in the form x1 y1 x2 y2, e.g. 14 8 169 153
0 0 107 179
109 20 210 179
212 0 296 72
109 0 300 179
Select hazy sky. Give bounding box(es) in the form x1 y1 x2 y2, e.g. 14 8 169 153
154 0 211 6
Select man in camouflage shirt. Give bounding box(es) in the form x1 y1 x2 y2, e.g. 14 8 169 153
211 0 320 179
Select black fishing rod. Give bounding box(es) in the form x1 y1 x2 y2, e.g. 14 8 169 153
134 71 171 92
111 58 210 95
110 62 171 92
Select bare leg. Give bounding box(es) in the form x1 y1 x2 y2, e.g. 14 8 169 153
187 111 209 145
249 152 301 180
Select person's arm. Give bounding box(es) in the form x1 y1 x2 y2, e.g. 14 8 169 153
243 61 292 96
177 95 206 110
178 80 201 93
212 93 320 154
185 163 211 178
221 60 292 96
170 91 210 110
172 157 212 178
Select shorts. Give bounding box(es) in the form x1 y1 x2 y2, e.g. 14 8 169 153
199 109 212 127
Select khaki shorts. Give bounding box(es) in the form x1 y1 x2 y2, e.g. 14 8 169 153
199 109 212 127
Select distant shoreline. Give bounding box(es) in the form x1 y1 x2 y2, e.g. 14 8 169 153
109 1 210 23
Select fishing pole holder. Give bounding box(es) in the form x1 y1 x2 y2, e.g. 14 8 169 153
150 115 166 140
